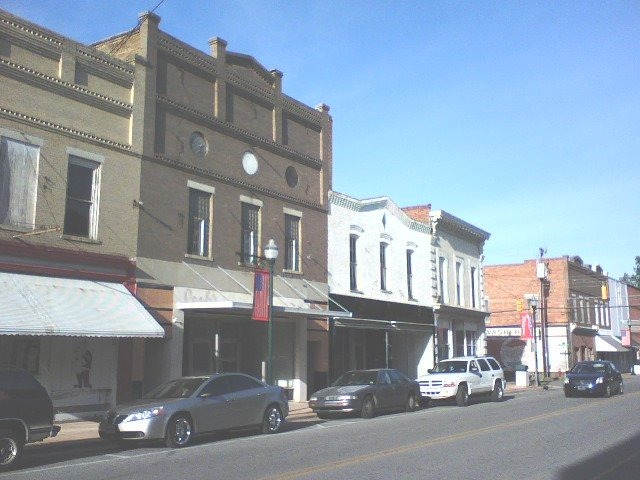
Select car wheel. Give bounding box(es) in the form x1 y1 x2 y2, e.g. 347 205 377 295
603 384 612 398
261 405 283 434
564 390 573 398
316 412 330 420
165 414 193 448
456 384 469 407
491 382 504 402
0 429 23 471
405 393 417 412
361 395 375 419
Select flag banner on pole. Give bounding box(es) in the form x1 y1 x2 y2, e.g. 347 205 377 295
252 268 270 322
520 312 533 340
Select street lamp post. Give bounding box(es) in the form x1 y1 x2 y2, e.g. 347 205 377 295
530 298 540 387
263 238 279 385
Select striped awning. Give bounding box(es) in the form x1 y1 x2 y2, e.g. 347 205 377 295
0 272 165 337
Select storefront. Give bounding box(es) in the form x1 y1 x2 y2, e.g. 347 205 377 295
328 294 434 381
0 272 164 420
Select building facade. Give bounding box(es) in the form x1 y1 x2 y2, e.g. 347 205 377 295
403 206 491 363
485 256 633 378
0 9 164 419
91 13 337 401
328 193 435 380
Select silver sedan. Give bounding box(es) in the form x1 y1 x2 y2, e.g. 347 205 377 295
99 373 288 447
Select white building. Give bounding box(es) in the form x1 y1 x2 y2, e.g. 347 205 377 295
328 192 435 379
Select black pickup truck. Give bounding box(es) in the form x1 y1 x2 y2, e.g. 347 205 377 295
0 366 61 470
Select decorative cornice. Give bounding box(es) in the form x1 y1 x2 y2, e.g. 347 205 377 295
151 153 326 213
0 13 63 49
431 210 490 243
226 51 275 86
157 95 322 170
282 96 324 126
0 26 59 60
158 35 218 76
0 107 132 151
227 71 275 103
76 47 134 87
0 59 133 117
329 191 433 235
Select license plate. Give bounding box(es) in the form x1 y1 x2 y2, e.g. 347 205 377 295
577 386 587 391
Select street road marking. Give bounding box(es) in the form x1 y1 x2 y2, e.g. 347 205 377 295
258 392 639 480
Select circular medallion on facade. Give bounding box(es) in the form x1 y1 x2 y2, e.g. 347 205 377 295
285 166 298 187
242 151 259 175
190 132 208 157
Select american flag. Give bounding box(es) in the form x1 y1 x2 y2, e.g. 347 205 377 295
252 269 270 321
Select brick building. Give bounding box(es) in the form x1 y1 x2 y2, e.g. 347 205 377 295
91 12 339 401
0 8 164 419
485 256 633 378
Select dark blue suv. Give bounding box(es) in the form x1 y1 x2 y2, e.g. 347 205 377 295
0 366 61 470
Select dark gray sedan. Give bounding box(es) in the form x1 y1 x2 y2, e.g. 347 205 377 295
309 368 420 419
99 373 288 447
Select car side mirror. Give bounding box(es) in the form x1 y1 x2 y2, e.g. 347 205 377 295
427 369 433 374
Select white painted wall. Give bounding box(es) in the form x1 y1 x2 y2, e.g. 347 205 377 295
328 193 432 304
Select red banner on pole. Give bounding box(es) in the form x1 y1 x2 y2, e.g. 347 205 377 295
520 313 533 340
252 269 270 322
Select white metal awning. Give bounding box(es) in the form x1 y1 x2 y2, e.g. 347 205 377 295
595 334 629 353
0 272 165 337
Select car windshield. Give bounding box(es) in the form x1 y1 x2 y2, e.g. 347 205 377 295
571 363 606 374
144 378 208 399
333 371 379 386
432 361 468 373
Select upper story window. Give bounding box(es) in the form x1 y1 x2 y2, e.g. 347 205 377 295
187 183 214 258
241 202 260 265
470 266 477 308
406 249 414 300
380 242 388 291
438 256 448 303
284 213 301 271
0 135 40 230
349 234 358 291
455 261 463 306
63 155 101 239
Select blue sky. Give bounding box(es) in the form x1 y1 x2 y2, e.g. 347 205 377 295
3 1 638 278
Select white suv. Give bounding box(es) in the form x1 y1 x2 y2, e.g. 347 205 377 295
416 356 506 407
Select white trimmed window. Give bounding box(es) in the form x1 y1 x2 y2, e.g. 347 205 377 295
187 183 214 257
241 202 260 265
63 155 101 239
284 213 301 271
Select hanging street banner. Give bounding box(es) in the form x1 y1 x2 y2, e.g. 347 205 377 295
520 312 533 340
252 268 270 322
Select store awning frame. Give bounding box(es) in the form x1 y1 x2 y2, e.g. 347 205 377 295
0 272 165 338
176 300 352 319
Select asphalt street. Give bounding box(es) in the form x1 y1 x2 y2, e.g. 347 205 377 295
5 376 640 480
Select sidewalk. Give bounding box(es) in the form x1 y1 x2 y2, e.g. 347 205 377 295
33 381 565 447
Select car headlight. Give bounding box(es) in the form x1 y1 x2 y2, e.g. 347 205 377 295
336 395 358 400
595 377 604 384
124 407 164 422
309 396 317 401
564 377 570 384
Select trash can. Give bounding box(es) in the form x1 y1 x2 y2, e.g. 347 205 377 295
515 364 530 387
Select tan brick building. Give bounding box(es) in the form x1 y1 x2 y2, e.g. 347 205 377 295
0 8 163 419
